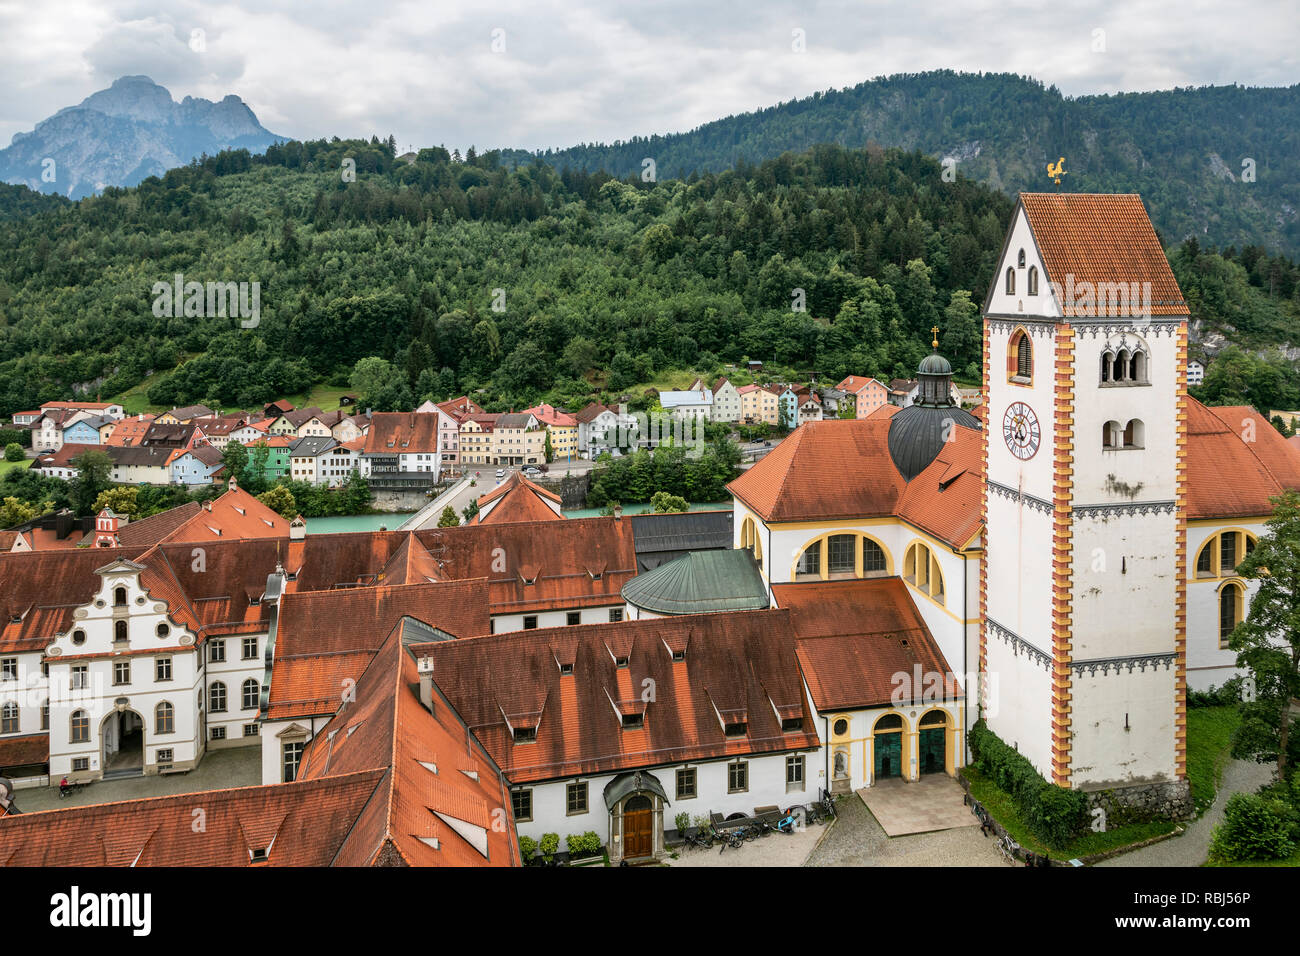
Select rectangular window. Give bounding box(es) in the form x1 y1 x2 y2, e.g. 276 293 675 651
1220 533 1238 575
41 702 49 730
211 726 226 741
786 755 805 790
244 723 259 737
155 658 172 682
523 616 538 630
567 611 580 626
728 760 748 793
827 534 855 574
71 665 88 690
113 661 130 685
72 757 89 772
511 788 533 822
566 782 588 815
0 658 15 681
243 637 259 660
155 749 172 763
676 767 697 800
609 608 623 623
282 741 305 783
0 707 16 733
208 640 225 663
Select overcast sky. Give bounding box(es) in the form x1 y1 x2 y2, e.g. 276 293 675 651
1 0 1297 153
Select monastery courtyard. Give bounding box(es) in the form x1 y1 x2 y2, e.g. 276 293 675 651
13 747 261 813
669 780 1004 867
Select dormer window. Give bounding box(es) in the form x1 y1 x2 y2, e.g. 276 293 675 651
724 722 747 737
250 848 269 863
559 662 573 676
614 655 628 668
781 717 804 733
671 650 685 663
513 727 536 743
621 713 643 730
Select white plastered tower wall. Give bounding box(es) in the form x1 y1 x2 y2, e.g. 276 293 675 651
981 197 1189 805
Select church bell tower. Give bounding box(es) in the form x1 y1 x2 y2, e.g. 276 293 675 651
980 193 1192 816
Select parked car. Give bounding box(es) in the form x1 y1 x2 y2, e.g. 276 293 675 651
496 468 505 480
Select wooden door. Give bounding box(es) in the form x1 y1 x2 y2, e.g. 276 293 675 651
623 796 654 858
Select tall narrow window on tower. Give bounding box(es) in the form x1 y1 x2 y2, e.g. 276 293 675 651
1028 266 1039 295
1009 330 1033 384
1005 267 1016 294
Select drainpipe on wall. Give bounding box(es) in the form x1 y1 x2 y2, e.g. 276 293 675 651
823 715 830 801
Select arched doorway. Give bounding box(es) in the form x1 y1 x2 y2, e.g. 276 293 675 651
603 771 669 863
624 795 654 858
918 710 948 775
102 706 144 777
873 714 903 780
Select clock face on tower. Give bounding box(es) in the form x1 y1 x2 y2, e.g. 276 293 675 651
1002 401 1041 460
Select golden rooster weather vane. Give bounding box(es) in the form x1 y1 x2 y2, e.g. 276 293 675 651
1047 157 1067 186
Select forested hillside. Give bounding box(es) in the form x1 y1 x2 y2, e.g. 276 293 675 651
501 72 1300 257
0 136 1297 421
0 139 1010 417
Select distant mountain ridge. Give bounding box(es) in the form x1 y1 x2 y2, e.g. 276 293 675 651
0 75 282 199
499 71 1300 257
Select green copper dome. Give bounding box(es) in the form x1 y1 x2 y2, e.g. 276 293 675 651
918 352 952 376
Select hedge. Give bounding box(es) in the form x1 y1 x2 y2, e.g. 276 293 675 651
968 718 1088 849
1208 793 1297 863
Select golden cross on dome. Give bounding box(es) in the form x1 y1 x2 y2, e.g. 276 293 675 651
931 325 940 349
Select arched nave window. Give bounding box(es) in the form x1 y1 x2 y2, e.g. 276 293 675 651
1196 530 1256 579
1219 581 1244 649
793 533 893 581
903 541 945 606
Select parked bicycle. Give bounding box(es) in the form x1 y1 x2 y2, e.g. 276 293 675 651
818 790 837 821
717 828 744 854
683 827 715 850
996 834 1021 865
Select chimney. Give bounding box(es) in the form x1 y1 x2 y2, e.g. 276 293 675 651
290 515 306 541
613 503 622 521
418 657 435 713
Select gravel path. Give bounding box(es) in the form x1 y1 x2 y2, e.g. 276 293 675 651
1097 759 1275 867
803 792 1004 867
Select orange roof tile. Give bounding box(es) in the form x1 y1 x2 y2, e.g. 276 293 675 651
415 610 820 784
777 579 962 710
471 472 563 525
1016 193 1188 317
1186 399 1300 519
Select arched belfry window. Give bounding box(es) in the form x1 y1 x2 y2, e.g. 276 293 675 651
1009 330 1032 383
1005 268 1015 295
1017 249 1026 268
1101 351 1114 382
1028 266 1039 295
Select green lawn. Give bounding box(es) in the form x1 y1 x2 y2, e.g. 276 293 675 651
1185 705 1242 814
962 766 1176 861
106 367 180 416
0 458 31 477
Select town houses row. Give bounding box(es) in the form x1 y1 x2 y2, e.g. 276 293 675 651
15 371 970 493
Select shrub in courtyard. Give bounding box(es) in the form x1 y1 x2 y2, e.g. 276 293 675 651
1208 793 1296 863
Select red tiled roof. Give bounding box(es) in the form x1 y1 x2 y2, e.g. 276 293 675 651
522 403 577 427
364 412 441 453
471 472 563 525
575 403 613 424
0 771 387 866
775 578 962 710
1186 400 1300 519
297 625 519 866
896 424 984 547
267 579 491 719
415 609 820 784
103 415 155 446
0 733 49 770
727 412 906 524
1016 193 1188 317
